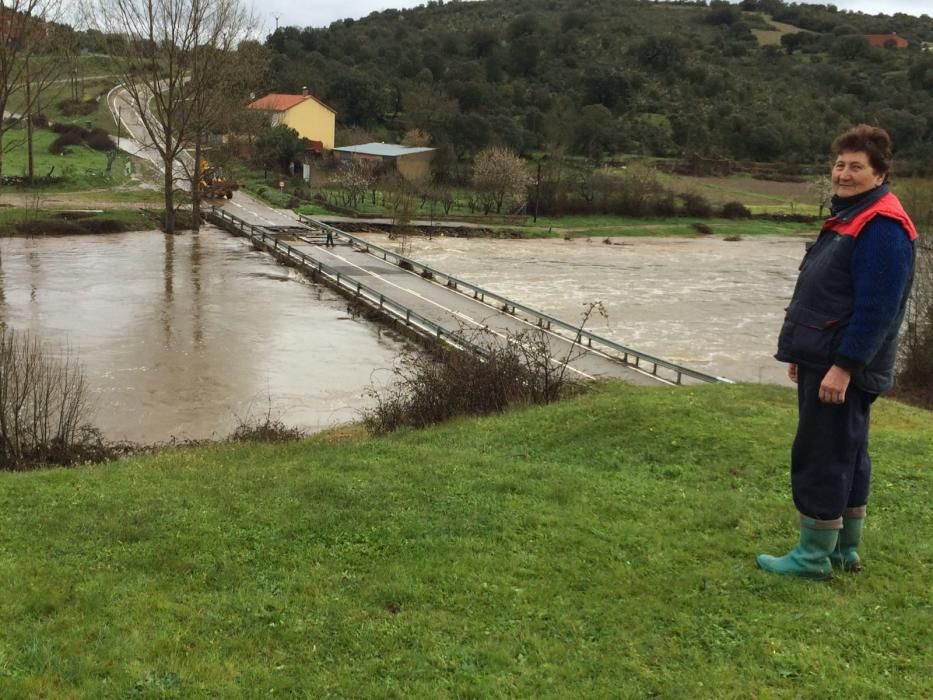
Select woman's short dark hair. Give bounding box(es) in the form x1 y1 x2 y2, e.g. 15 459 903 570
832 124 893 176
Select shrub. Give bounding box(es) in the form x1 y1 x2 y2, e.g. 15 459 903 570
86 128 116 151
0 326 96 469
693 222 714 235
48 130 83 155
680 192 713 218
362 304 606 435
51 122 89 137
57 98 97 116
897 242 933 408
79 219 126 234
15 219 85 235
721 200 752 219
228 399 305 443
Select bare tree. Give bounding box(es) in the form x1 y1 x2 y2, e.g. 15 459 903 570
88 0 254 233
0 326 94 469
0 0 65 179
472 146 530 214
184 5 260 231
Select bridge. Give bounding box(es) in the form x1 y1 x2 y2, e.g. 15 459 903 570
207 203 730 387
108 83 730 387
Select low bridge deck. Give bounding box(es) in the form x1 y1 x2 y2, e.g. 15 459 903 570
209 205 731 387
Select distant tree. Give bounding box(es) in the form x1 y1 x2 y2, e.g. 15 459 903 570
331 160 376 209
402 86 458 133
253 125 306 173
327 70 387 127
472 146 529 214
468 27 498 57
448 113 492 158
633 36 685 72
91 0 253 233
573 104 618 160
582 70 633 111
402 128 431 147
707 1 741 26
0 0 65 179
809 175 833 218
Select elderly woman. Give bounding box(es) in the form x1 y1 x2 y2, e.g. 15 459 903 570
757 125 918 580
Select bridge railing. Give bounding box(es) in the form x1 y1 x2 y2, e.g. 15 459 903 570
296 214 732 385
210 207 493 358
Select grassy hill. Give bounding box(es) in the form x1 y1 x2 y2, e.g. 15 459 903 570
1 382 930 696
265 0 933 167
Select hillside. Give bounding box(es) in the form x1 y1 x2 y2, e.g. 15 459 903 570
261 0 933 169
1 382 930 695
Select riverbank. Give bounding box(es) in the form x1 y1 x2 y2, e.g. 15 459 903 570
0 206 158 236
1 381 930 695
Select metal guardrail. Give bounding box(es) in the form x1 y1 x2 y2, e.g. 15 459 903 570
209 207 492 358
297 214 732 386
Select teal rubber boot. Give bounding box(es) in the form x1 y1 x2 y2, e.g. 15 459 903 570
757 516 840 581
830 514 865 572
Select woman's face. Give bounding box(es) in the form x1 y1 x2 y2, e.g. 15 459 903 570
831 151 885 197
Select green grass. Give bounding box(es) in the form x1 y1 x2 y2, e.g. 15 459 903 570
1 128 131 191
0 207 156 236
521 216 812 238
1 383 930 696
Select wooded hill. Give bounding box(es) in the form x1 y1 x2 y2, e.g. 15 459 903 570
263 0 933 170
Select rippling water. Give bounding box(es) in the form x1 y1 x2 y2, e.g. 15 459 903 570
374 233 806 385
0 227 404 443
0 227 806 443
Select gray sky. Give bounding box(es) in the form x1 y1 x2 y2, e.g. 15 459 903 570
257 0 930 32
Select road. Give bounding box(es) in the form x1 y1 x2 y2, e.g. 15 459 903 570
108 84 710 386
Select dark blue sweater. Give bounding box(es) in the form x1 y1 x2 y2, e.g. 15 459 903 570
835 215 915 370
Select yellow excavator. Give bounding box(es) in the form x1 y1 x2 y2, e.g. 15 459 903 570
197 160 238 199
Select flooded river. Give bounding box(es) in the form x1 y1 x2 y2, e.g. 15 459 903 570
0 227 403 443
0 227 805 443
380 232 805 385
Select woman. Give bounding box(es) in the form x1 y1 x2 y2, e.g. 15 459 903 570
757 125 918 580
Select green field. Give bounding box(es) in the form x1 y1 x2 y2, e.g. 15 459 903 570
1 383 930 696
1 128 130 191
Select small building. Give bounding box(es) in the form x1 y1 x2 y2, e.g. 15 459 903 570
864 33 909 49
247 88 336 150
331 143 435 181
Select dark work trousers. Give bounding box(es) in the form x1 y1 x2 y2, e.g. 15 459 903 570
791 364 877 521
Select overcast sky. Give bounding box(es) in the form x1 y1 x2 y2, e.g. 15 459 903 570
256 0 929 33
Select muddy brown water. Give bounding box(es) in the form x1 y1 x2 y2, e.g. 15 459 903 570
0 227 805 443
0 227 404 443
370 232 805 386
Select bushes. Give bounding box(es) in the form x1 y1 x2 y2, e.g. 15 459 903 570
362 312 603 435
721 200 752 219
48 123 115 154
0 326 96 470
57 98 98 117
14 218 129 236
49 129 84 155
897 242 933 408
86 128 116 152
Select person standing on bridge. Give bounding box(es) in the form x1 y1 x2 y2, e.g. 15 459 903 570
757 125 918 581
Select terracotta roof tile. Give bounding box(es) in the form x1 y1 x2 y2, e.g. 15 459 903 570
247 93 306 112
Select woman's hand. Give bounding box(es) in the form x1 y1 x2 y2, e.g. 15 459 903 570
819 365 851 404
788 363 798 384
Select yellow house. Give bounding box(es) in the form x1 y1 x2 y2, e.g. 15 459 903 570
247 88 336 150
